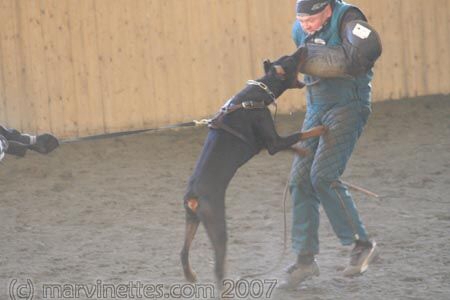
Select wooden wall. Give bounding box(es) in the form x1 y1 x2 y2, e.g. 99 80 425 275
1 0 449 138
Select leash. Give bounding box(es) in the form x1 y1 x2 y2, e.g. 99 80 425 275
60 119 211 144
62 80 277 145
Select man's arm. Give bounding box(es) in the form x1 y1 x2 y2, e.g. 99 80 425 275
298 8 382 78
339 7 367 37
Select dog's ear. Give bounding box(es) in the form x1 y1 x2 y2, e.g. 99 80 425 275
263 59 272 74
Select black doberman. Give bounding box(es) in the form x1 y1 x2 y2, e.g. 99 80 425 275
181 47 326 287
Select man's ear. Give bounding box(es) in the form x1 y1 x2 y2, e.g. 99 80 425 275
263 59 272 74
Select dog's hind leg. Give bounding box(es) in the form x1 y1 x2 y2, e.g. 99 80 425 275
181 199 200 283
197 200 227 289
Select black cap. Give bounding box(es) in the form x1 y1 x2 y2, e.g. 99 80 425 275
296 0 330 16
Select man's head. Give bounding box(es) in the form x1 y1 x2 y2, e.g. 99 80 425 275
296 0 332 34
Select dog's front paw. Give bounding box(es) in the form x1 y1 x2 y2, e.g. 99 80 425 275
301 125 328 140
291 144 310 157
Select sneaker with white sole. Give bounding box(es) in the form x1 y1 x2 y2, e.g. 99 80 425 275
0 135 8 161
278 260 320 289
343 240 378 276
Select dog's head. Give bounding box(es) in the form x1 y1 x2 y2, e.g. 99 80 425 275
263 51 305 90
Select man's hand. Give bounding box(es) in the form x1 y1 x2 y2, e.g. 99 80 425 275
300 125 328 140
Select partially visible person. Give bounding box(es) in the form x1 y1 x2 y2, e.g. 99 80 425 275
0 125 59 161
279 0 382 289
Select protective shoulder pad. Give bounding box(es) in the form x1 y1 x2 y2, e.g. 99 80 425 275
344 20 382 63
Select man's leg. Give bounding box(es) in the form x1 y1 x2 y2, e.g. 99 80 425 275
279 108 323 289
289 108 324 256
289 144 320 257
310 101 377 275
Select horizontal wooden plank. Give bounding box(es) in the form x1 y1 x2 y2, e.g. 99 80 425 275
0 0 448 138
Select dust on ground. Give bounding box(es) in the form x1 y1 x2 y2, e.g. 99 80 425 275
1 95 449 300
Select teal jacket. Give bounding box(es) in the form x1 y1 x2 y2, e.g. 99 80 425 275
292 0 373 104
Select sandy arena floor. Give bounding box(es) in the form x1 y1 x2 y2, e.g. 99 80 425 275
1 95 449 300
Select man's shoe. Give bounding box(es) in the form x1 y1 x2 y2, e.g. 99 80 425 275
0 135 8 161
343 240 378 276
278 260 320 289
29 133 59 154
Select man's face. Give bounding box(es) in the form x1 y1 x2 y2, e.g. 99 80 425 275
297 4 332 34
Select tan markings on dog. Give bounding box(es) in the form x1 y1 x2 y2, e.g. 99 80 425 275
187 198 199 212
274 65 286 76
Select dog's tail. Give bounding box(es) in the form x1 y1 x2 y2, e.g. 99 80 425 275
181 198 200 282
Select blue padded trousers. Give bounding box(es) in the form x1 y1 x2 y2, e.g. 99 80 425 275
289 99 371 256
